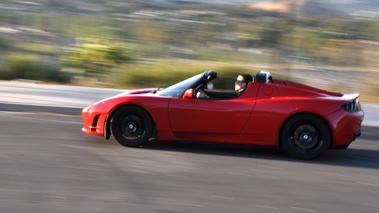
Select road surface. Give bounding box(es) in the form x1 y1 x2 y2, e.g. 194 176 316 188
1 112 378 213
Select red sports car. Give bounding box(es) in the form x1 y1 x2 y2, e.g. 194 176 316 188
82 70 364 159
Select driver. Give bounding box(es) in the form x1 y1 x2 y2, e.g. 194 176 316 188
235 73 253 94
196 73 253 98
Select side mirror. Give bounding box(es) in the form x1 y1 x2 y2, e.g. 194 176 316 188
183 88 194 99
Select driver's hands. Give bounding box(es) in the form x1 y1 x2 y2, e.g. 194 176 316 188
196 89 210 98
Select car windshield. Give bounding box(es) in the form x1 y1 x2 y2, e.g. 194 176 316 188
156 73 203 97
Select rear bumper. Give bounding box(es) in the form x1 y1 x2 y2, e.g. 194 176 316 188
352 129 362 141
329 109 364 148
332 129 362 149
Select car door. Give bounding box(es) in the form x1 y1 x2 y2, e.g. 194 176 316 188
168 92 257 134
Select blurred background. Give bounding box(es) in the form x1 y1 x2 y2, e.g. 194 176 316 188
0 0 378 101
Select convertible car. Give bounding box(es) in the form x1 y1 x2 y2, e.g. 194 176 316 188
82 70 364 159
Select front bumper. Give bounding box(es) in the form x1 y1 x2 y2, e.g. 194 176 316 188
81 102 111 137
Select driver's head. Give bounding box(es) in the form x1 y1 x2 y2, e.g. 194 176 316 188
235 73 253 92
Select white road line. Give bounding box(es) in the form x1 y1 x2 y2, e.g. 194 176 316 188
255 205 279 210
227 171 251 176
164 174 193 179
0 111 80 124
179 203 204 207
119 202 144 207
257 165 282 170
60 166 101 171
356 182 379 188
210 195 235 200
291 207 316 212
42 195 66 199
362 203 379 208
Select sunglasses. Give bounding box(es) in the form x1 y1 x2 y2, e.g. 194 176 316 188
235 80 245 85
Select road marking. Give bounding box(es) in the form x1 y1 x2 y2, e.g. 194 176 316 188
356 182 379 188
255 205 279 210
179 203 204 207
42 195 66 199
119 202 143 207
164 174 193 179
210 195 235 200
60 165 101 171
291 207 316 212
0 111 81 124
227 171 251 176
362 203 379 208
257 165 282 170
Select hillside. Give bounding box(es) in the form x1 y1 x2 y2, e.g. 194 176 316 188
149 0 379 14
1 0 379 101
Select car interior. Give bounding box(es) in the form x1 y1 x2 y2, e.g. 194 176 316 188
193 70 273 99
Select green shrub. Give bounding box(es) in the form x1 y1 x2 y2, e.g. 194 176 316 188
0 53 71 83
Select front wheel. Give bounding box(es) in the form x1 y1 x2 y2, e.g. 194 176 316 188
111 106 153 147
281 114 331 160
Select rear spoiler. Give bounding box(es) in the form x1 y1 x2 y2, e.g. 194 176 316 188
342 93 360 101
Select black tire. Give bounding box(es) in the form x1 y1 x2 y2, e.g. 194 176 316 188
111 106 153 147
281 114 331 160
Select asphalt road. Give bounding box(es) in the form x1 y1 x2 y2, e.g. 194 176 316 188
1 112 379 213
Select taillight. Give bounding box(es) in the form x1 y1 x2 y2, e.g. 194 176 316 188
342 99 359 112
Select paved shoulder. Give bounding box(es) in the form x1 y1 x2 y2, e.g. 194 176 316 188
0 81 124 114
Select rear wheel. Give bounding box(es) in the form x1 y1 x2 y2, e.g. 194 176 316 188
281 114 331 159
111 106 153 147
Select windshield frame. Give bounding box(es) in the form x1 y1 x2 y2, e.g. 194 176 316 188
155 73 204 97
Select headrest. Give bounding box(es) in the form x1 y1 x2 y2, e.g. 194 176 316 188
254 71 272 83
